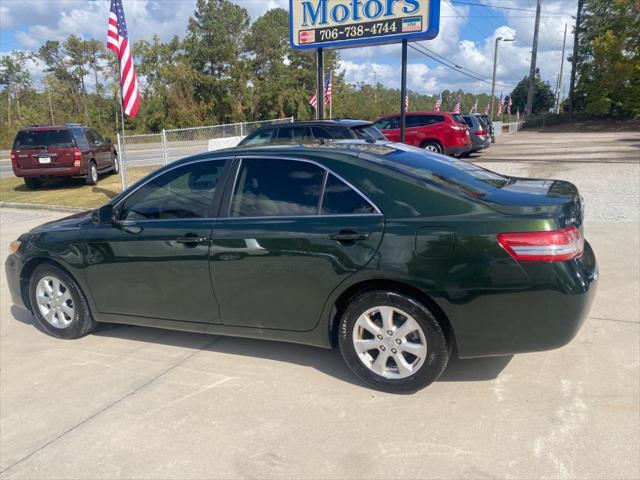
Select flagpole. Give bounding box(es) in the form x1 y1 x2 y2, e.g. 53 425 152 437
116 58 128 187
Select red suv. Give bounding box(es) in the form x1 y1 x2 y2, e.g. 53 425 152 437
373 112 472 156
11 124 118 189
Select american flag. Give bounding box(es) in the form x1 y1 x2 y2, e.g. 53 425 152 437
323 74 332 106
453 99 461 114
434 94 442 111
484 103 490 115
496 95 504 117
404 95 409 111
309 91 318 109
505 95 512 114
107 0 141 118
469 98 478 114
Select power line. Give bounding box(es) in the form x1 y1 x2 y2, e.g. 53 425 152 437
449 1 573 15
408 43 515 89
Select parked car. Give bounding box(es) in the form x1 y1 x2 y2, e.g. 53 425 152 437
372 112 472 157
474 113 495 143
6 141 597 393
462 114 491 155
237 119 386 147
11 124 118 188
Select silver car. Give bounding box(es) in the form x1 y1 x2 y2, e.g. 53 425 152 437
462 115 491 155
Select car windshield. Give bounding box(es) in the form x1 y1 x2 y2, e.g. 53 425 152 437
361 143 510 198
13 130 75 150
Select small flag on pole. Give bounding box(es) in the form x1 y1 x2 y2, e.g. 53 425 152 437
106 0 141 118
496 95 504 117
453 99 461 114
470 98 478 114
309 91 318 109
484 103 490 115
434 93 442 111
404 95 409 111
323 74 332 106
506 95 512 114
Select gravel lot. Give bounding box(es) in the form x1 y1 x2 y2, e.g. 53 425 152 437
1 126 638 480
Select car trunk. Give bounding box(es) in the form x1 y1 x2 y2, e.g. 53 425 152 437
483 177 584 227
12 129 77 170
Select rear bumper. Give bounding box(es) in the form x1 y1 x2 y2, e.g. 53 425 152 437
470 138 491 152
445 145 472 156
449 241 598 358
13 165 87 178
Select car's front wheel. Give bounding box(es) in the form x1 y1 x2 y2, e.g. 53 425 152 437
28 263 97 339
338 290 449 393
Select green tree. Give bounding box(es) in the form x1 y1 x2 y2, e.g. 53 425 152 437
573 0 640 116
510 75 554 115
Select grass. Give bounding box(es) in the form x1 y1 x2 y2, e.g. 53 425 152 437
0 166 158 209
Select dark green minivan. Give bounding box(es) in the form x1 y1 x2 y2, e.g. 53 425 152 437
5 142 598 392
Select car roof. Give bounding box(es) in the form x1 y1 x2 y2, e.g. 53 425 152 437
18 124 84 132
251 119 373 131
375 111 451 119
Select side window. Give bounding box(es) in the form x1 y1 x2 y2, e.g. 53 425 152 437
243 129 273 146
406 115 420 127
373 117 398 130
231 158 324 217
275 126 312 142
311 126 353 140
84 129 98 145
321 174 376 215
70 129 90 150
90 129 105 144
119 160 226 221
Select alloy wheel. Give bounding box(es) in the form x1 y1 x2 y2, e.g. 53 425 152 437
90 164 98 183
36 276 75 329
352 306 428 379
425 144 440 153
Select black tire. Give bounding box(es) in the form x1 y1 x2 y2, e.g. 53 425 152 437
338 290 449 394
23 177 42 189
111 152 120 174
421 141 443 154
28 263 97 339
86 161 98 185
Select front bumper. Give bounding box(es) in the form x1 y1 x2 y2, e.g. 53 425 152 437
450 241 598 358
5 253 26 309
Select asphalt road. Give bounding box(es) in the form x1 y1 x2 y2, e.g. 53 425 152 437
0 127 639 479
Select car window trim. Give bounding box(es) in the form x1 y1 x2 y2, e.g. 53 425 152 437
111 156 234 222
223 155 383 219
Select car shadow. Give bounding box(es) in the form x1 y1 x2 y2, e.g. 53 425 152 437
11 305 512 388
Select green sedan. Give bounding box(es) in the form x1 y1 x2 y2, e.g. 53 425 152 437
5 142 598 393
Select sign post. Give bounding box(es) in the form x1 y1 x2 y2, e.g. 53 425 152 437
290 0 440 131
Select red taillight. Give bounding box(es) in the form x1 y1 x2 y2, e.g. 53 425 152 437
10 151 16 164
497 226 584 262
73 149 82 167
474 130 487 135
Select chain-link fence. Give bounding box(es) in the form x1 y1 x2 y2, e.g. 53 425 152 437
117 117 294 189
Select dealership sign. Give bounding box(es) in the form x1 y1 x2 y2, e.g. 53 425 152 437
289 0 440 50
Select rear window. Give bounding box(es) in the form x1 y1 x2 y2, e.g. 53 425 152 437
311 126 353 140
462 116 474 128
353 126 386 140
13 129 75 150
451 114 466 125
240 129 274 146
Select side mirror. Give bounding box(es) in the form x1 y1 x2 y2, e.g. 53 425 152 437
95 204 114 224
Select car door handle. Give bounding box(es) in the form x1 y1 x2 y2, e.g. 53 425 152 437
176 235 209 245
329 230 368 242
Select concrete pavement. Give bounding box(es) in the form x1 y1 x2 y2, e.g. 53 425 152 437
0 127 639 479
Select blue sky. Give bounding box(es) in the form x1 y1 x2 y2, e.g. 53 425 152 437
0 0 577 97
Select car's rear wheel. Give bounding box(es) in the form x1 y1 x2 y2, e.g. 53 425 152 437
28 263 97 339
86 161 98 185
111 152 120 174
23 177 42 189
338 290 449 393
422 141 443 154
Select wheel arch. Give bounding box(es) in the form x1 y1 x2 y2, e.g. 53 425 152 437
419 138 443 150
328 279 455 351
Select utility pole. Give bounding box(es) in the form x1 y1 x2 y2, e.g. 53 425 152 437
491 37 514 121
569 0 584 119
556 23 568 114
525 0 542 117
